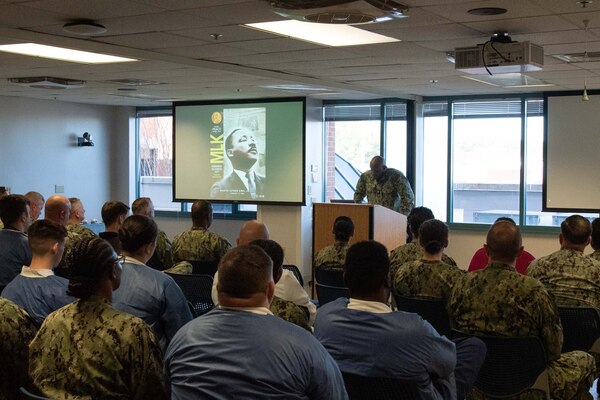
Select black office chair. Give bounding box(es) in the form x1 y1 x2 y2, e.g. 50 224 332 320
451 330 550 399
558 306 600 353
165 273 214 317
393 294 451 336
314 268 345 286
283 264 304 287
188 260 219 276
315 283 349 306
19 387 49 400
342 372 423 400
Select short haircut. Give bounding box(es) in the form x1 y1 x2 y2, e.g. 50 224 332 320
0 194 28 226
344 241 389 298
131 197 151 215
25 191 44 203
68 197 81 208
225 128 242 152
407 206 435 237
495 217 516 224
191 200 212 225
419 219 448 254
250 239 284 270
218 245 272 299
333 216 354 242
67 237 116 299
561 215 592 245
101 201 130 225
592 218 600 250
28 219 67 255
119 215 158 252
486 221 522 263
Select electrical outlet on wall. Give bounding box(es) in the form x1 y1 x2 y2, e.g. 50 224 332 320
55 185 64 193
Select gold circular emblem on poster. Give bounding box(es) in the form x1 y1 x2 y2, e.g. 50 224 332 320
211 112 222 124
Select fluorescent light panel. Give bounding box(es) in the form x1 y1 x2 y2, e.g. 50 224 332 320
0 43 137 64
244 20 399 47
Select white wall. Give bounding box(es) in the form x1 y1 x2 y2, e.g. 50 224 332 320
0 95 134 221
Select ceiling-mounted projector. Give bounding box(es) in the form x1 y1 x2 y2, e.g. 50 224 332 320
454 33 544 74
268 0 409 24
8 76 86 89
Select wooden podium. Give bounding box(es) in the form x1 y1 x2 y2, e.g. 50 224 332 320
313 202 407 263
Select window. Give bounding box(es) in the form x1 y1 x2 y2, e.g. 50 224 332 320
136 109 256 216
323 101 410 202
421 97 598 227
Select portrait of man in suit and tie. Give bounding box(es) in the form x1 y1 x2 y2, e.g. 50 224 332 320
211 127 265 200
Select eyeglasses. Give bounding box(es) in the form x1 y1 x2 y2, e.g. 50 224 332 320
114 255 126 266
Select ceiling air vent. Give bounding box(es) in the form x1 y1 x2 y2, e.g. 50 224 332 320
268 0 408 24
8 76 85 89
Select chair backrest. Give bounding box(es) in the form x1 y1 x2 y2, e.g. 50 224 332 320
342 372 424 400
316 283 349 306
19 387 49 400
451 330 550 399
393 294 451 336
188 260 219 276
315 268 345 286
558 306 600 353
282 264 304 287
165 273 214 317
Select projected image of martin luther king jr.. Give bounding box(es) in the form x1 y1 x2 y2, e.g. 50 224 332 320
211 128 265 199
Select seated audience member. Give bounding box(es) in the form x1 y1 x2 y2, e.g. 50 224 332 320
29 237 167 400
99 200 129 252
2 220 74 326
0 297 37 400
528 214 600 310
450 221 596 400
165 246 347 400
132 197 173 270
44 195 70 228
25 191 45 222
389 206 456 276
468 217 535 274
314 215 354 272
251 239 311 331
394 219 464 300
0 194 32 290
112 215 192 352
170 200 231 272
315 240 485 400
211 220 317 326
66 197 95 237
589 217 600 262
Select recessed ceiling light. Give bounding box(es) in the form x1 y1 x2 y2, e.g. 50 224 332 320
468 7 508 16
63 20 107 36
244 20 399 47
0 43 137 64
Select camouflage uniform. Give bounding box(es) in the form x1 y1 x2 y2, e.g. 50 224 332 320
528 248 600 310
353 168 414 215
29 296 167 400
270 296 311 331
0 298 37 400
449 262 596 400
147 229 173 271
390 242 457 277
55 224 97 278
393 259 464 300
589 249 600 263
172 228 231 264
314 243 350 272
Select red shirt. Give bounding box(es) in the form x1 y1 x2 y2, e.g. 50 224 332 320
468 247 535 275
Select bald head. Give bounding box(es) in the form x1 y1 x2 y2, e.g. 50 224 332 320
237 220 269 246
25 191 45 221
45 195 71 227
369 156 387 181
485 221 523 265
